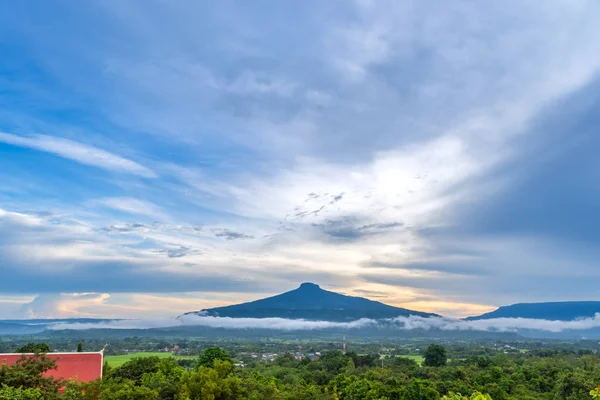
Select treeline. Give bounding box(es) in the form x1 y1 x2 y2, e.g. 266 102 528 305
2 344 600 399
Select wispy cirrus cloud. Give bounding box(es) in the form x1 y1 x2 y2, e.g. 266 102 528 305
95 197 167 220
0 132 156 178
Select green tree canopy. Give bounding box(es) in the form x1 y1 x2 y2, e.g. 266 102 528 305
14 343 51 354
110 356 161 385
0 354 62 397
402 379 440 400
198 347 232 369
424 345 447 367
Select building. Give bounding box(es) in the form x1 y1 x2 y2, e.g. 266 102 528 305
0 351 104 383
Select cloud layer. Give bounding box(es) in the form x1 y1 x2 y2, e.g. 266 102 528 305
47 314 600 334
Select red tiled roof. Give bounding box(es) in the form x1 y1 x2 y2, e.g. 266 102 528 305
0 352 103 383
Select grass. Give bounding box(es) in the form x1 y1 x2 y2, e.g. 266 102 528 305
104 352 197 367
397 355 425 365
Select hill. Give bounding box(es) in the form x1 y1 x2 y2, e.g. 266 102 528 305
0 318 121 335
466 301 600 321
184 282 438 321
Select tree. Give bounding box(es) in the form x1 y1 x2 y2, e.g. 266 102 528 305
442 392 492 400
239 371 280 400
424 345 447 367
393 357 418 370
591 385 600 399
0 385 45 400
77 342 83 353
197 347 232 369
179 365 245 400
0 354 63 397
345 351 377 368
402 379 440 400
15 343 51 354
89 379 158 400
110 356 161 385
553 371 593 400
139 358 185 400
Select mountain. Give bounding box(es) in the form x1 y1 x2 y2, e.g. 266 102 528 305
0 318 120 335
466 301 600 321
184 282 438 321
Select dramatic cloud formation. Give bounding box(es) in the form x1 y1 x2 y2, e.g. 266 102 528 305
20 293 111 319
1 1 600 318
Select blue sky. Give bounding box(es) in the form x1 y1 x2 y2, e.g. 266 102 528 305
1 0 600 319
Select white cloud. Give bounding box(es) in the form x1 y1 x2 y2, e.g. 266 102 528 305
0 132 156 178
49 315 377 331
20 293 111 319
96 197 167 220
394 314 600 333
46 314 600 334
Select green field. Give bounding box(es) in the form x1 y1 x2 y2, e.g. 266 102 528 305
397 355 424 365
104 352 197 367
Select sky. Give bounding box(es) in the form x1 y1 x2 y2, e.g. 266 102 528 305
1 0 600 319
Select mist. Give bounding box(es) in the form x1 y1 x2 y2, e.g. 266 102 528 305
45 313 600 333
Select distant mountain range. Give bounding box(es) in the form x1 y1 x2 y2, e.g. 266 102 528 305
184 283 600 323
466 301 600 321
184 282 439 321
0 318 120 335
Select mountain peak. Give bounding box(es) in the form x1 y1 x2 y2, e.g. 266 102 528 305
298 282 320 290
186 282 438 321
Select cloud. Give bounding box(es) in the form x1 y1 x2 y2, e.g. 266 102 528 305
393 314 600 334
101 223 204 235
314 218 404 241
213 229 254 240
0 208 282 295
20 293 111 319
45 314 600 334
96 197 167 219
351 289 389 299
152 245 199 258
49 315 377 331
0 132 155 178
101 223 150 234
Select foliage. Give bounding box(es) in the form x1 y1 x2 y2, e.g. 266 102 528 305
345 351 378 368
424 345 448 368
442 392 492 400
402 379 440 399
14 343 51 354
77 342 83 353
110 356 162 384
87 379 159 400
6 341 600 399
198 346 233 369
104 352 196 367
0 385 44 400
0 354 63 396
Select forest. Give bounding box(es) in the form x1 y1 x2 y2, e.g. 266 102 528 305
3 341 600 399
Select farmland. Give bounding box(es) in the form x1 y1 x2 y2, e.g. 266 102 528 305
104 351 197 367
397 354 424 365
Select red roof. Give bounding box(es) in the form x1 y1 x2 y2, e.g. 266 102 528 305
0 352 103 383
